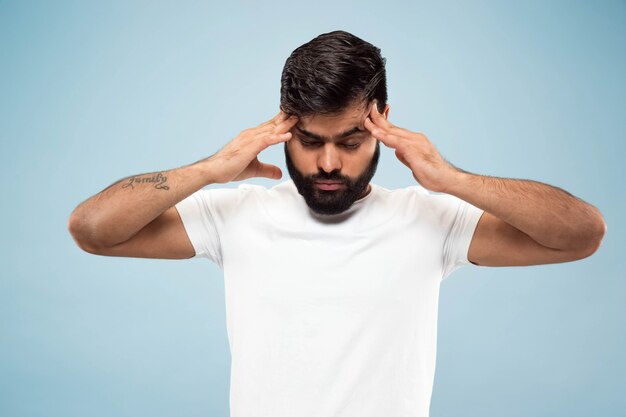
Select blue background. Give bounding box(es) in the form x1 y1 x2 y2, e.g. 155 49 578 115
1 1 624 416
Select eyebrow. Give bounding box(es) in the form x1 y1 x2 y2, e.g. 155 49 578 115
295 125 364 142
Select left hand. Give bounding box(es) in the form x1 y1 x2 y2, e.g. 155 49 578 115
364 101 459 193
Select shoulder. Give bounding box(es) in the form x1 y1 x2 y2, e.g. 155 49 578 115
189 182 263 213
204 180 300 208
372 182 431 205
372 183 467 219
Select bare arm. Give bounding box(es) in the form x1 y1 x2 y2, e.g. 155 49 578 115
68 159 215 248
68 110 299 253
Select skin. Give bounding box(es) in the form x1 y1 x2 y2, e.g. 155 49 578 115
72 97 604 263
363 100 457 193
204 112 300 183
200 100 392 187
284 100 391 214
361 99 606 263
202 100 605 261
203 98 604 266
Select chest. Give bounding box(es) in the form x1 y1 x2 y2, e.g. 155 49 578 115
222 215 443 303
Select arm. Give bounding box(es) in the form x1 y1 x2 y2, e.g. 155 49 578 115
68 110 299 257
68 160 215 249
447 172 606 252
362 100 607 267
447 171 607 265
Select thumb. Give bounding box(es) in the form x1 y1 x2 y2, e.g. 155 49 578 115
256 161 283 180
395 150 411 168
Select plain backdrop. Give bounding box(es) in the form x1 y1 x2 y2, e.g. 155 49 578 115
1 1 624 416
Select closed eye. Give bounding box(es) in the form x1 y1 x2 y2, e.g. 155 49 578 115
299 139 321 147
299 138 361 150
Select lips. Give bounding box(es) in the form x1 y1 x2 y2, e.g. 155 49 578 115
315 180 344 190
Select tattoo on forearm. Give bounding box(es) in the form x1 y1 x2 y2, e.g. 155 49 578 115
121 172 170 190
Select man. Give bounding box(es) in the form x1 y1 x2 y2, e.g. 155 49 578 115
68 30 606 417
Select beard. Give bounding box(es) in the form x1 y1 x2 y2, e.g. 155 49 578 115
284 140 380 216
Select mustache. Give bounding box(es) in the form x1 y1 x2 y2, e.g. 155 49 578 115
312 173 347 182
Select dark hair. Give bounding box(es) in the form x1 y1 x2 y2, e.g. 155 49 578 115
280 30 387 117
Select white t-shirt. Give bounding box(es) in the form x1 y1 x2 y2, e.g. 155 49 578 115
175 179 484 417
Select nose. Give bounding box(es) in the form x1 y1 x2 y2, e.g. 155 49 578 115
317 143 342 174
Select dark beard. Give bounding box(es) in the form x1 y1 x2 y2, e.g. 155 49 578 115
284 141 380 215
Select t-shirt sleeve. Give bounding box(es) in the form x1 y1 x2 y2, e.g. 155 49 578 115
174 186 245 268
439 194 485 281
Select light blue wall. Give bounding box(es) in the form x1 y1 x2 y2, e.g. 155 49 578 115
1 1 623 416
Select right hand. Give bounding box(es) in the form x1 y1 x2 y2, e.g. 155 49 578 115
206 110 299 184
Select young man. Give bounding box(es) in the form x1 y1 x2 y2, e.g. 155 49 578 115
68 30 606 417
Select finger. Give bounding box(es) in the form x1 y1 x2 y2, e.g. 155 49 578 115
261 130 293 146
277 110 291 122
276 114 299 132
260 110 290 127
259 114 298 134
369 125 400 149
364 116 395 138
369 101 394 130
364 116 376 132
365 114 406 139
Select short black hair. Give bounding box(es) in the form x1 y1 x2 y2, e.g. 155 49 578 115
280 30 388 118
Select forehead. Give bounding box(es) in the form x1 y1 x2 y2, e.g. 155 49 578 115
297 101 370 131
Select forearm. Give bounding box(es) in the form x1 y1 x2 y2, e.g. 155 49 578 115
69 157 216 247
445 171 606 251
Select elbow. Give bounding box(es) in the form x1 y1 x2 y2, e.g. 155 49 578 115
591 219 607 254
579 218 607 258
67 210 102 254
